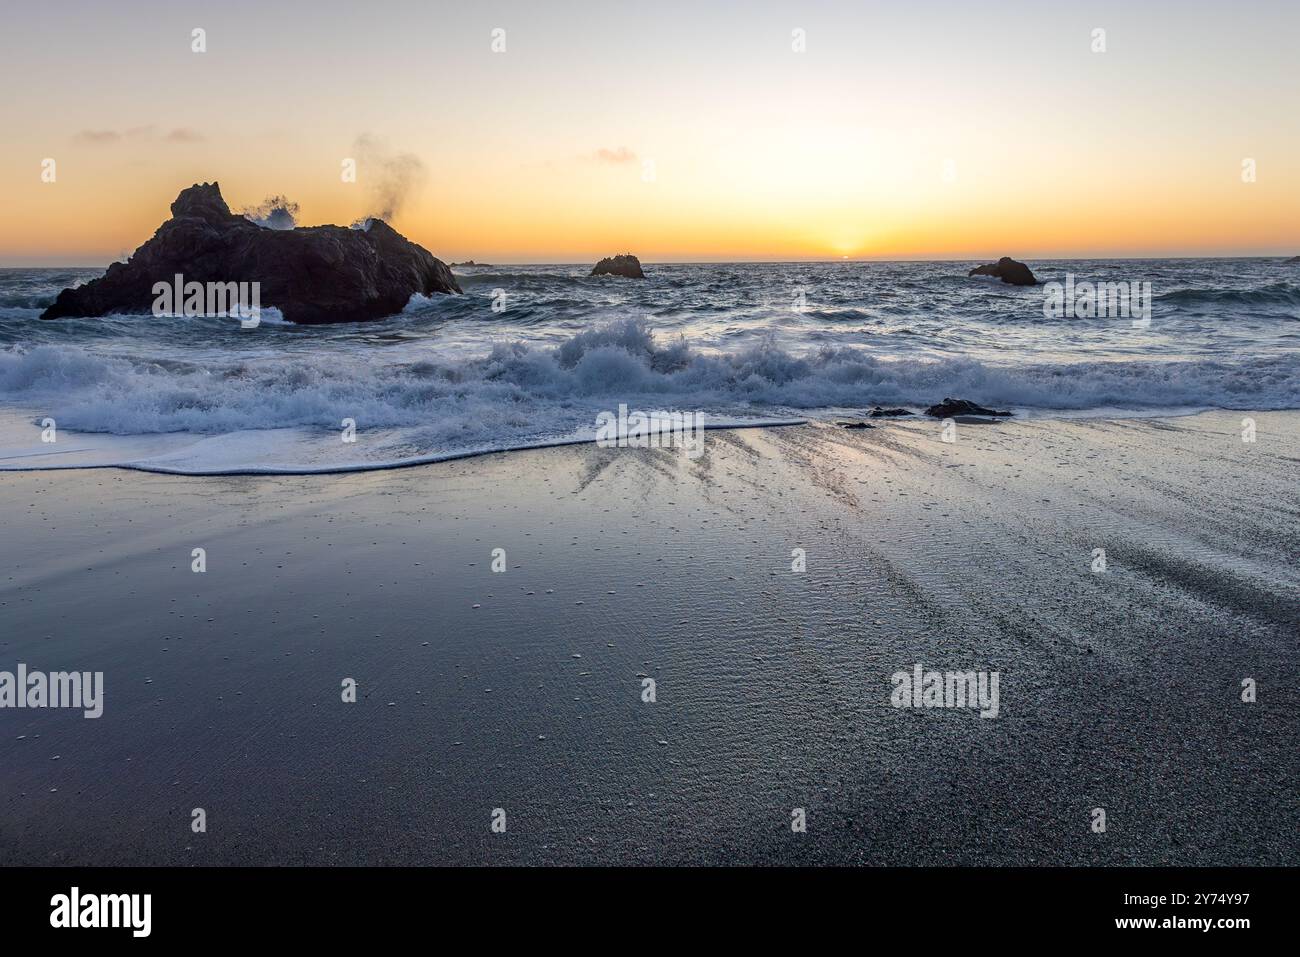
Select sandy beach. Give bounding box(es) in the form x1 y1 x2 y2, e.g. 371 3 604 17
1 410 1296 866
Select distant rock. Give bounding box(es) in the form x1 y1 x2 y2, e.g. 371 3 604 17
867 407 914 417
451 260 491 268
968 256 1037 286
591 254 645 278
40 182 461 324
925 397 1013 418
1287 256 1300 263
838 421 875 429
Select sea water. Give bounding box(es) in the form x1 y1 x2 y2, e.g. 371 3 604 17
0 259 1296 473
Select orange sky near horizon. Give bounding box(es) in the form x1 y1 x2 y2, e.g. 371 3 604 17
1 0 1297 265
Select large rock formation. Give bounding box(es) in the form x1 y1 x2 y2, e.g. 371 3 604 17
591 254 645 278
40 183 461 324
968 256 1037 286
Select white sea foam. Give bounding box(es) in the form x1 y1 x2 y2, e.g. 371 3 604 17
0 316 1295 473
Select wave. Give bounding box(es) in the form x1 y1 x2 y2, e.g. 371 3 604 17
1 309 1296 473
1156 282 1300 309
0 271 99 311
454 271 595 291
1 316 1295 439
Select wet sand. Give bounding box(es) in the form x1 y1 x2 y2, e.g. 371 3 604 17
1 410 1296 865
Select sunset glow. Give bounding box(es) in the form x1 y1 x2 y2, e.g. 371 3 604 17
2 0 1297 264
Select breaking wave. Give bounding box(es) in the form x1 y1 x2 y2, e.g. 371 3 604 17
0 318 1295 473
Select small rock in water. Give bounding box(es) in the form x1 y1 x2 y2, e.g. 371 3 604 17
924 397 1013 418
967 256 1037 286
590 253 645 279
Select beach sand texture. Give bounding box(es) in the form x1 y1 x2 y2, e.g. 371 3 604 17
1 411 1296 865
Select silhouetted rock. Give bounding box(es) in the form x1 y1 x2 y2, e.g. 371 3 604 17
867 407 914 417
451 261 491 268
838 421 875 429
591 254 645 278
925 397 1013 418
1287 256 1300 263
968 256 1037 286
40 182 461 324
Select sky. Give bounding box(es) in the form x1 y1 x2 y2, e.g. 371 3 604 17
1 0 1298 265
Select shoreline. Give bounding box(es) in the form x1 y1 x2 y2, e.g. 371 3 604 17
0 418 809 477
0 406 1291 477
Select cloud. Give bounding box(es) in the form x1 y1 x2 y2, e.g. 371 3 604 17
74 130 122 145
526 147 639 169
71 127 204 146
594 146 637 164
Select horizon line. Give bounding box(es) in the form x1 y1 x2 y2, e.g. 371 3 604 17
4 253 1298 270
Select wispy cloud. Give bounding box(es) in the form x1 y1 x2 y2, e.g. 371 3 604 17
593 146 637 164
72 126 205 146
73 130 122 145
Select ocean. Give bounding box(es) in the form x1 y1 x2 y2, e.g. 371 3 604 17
1 258 1297 473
